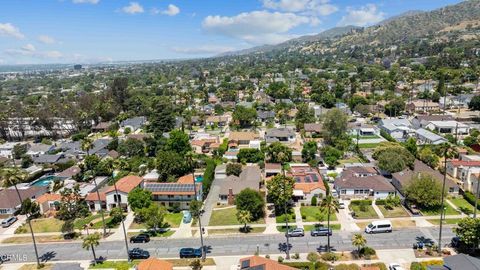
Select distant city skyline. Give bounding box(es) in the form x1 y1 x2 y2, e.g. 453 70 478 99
0 0 462 65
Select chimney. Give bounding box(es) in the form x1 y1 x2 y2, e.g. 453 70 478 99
227 188 234 205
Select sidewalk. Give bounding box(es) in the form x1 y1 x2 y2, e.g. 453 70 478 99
263 204 279 234
107 211 135 241
371 200 385 219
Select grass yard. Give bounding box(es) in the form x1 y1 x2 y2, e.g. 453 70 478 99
349 204 379 219
358 143 380 149
275 212 296 223
90 258 215 269
377 205 409 218
427 218 462 225
2 235 67 244
356 220 415 229
209 207 264 226
127 230 174 238
303 224 341 231
208 227 266 235
164 212 183 228
15 218 64 234
91 216 119 229
449 197 475 214
420 204 459 216
300 206 337 222
74 213 102 229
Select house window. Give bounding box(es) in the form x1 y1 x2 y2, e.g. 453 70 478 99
0 209 7 214
168 195 174 198
114 194 122 203
341 190 346 194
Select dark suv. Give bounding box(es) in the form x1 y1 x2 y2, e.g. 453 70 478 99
128 248 150 259
310 227 332 237
179 248 202 258
130 233 150 243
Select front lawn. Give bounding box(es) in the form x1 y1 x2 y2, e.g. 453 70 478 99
449 197 474 214
15 218 64 233
427 218 462 225
420 204 459 216
300 206 337 222
303 224 341 231
275 212 296 223
338 157 362 164
74 213 102 229
349 204 379 219
358 143 380 149
163 212 183 228
209 207 264 226
377 205 409 218
208 227 266 235
90 258 215 269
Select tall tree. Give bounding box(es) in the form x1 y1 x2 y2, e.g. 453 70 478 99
404 173 444 209
351 233 367 254
110 77 129 111
235 188 265 220
266 174 295 214
319 195 339 253
322 108 348 146
0 168 40 267
236 210 252 232
82 232 101 265
265 142 292 163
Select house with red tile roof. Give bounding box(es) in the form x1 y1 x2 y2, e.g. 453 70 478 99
104 175 143 211
36 193 62 215
144 175 202 210
287 164 326 203
239 256 296 270
136 257 173 270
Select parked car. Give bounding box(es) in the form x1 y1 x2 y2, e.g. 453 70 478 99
1 216 17 228
338 201 345 209
179 248 202 258
404 201 421 216
388 263 405 270
128 248 150 259
285 228 304 237
365 220 392 234
183 211 192 223
310 227 332 237
130 233 150 243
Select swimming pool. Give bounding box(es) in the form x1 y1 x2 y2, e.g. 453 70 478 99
195 176 203 182
30 175 58 187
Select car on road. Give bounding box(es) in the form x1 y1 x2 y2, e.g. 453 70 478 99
388 263 405 270
1 216 17 228
179 248 202 258
130 233 150 243
365 220 392 234
128 248 150 259
310 227 332 237
285 228 304 237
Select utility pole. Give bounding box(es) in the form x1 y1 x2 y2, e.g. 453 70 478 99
474 176 480 218
113 174 130 261
438 146 448 252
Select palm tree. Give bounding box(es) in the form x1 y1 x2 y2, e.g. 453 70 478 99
0 168 40 267
319 195 339 252
351 233 367 254
236 210 252 232
82 232 101 265
81 138 93 156
84 171 107 237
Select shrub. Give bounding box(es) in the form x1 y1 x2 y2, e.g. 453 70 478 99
293 253 300 260
359 246 376 257
375 199 386 205
311 196 318 206
321 252 339 262
277 256 284 263
265 255 270 259
463 191 480 211
333 264 360 270
306 252 320 263
350 200 372 206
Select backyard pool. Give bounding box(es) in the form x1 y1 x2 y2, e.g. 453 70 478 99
195 176 203 182
30 175 60 187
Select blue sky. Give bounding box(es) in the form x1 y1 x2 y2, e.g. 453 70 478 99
0 0 463 65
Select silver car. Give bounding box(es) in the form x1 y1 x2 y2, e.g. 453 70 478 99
286 228 304 237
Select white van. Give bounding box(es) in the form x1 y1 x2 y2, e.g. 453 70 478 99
1 216 17 228
365 220 392 234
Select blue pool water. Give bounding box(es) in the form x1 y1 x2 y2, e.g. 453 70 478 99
30 176 57 187
195 176 204 182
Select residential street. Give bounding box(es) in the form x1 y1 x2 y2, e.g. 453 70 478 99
0 227 456 264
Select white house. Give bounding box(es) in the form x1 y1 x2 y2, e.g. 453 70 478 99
379 118 413 142
414 128 448 145
425 121 470 137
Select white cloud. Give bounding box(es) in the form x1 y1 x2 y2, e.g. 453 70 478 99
38 35 56 44
72 0 99 4
121 2 144 14
5 45 63 59
338 4 385 27
202 11 314 45
0 58 5 64
22 44 36 52
262 0 338 16
172 45 236 55
0 23 25 39
162 4 180 16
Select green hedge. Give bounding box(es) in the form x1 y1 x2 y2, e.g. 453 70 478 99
350 199 372 206
375 199 386 205
463 191 480 211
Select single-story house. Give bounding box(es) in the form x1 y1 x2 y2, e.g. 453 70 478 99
0 186 47 215
239 256 296 270
424 121 470 137
414 128 448 145
257 110 275 123
333 167 395 199
412 115 453 129
265 128 296 143
36 193 62 215
120 116 147 131
265 163 282 178
218 165 262 205
228 132 260 148
427 253 480 270
0 142 17 159
26 143 55 157
392 160 459 196
33 154 64 165
136 258 173 270
303 123 322 137
205 116 229 127
287 164 326 202
92 121 114 132
379 118 413 142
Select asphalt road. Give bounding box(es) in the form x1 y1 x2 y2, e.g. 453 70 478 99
0 227 456 264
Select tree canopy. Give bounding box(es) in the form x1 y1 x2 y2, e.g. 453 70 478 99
404 173 444 209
